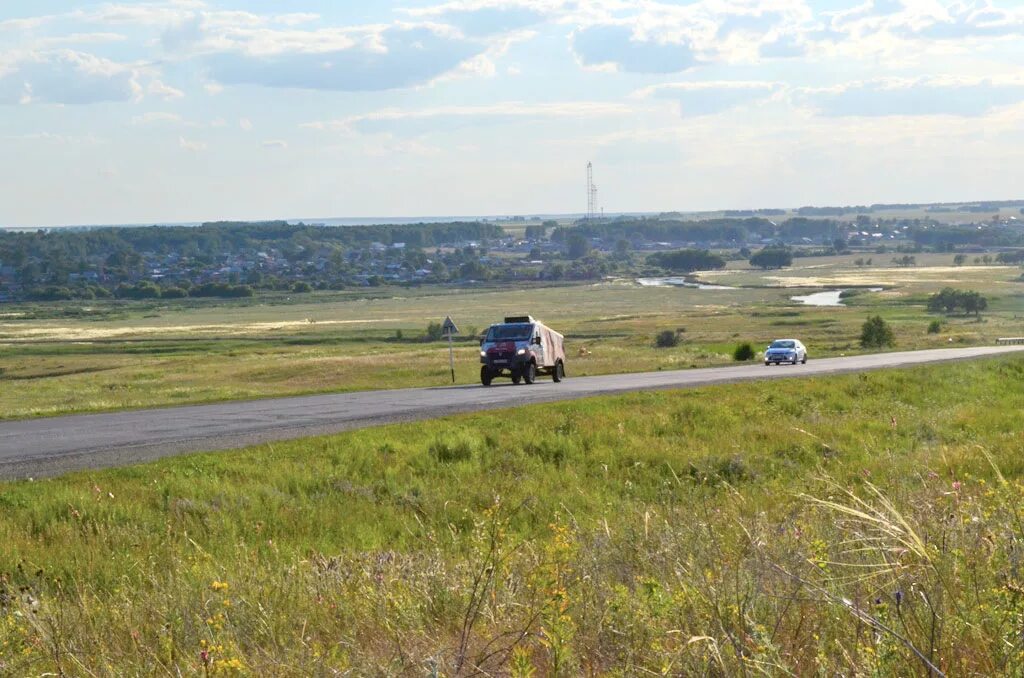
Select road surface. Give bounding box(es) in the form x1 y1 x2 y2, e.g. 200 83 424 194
1 346 1021 480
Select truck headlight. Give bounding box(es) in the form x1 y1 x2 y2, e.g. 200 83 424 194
517 348 526 356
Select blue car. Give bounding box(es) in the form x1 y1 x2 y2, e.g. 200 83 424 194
764 338 808 365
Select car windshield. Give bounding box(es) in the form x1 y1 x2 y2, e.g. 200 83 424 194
487 323 533 342
770 340 796 349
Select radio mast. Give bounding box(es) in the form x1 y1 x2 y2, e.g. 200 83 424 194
586 161 598 220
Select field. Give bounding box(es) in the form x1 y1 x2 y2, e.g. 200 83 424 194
2 356 1024 674
1 253 1022 419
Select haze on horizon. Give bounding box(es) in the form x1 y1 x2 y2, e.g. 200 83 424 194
2 0 1023 228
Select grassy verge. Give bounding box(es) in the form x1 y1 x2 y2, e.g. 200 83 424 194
2 357 1024 674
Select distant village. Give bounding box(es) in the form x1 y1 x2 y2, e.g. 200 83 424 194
1 210 1023 302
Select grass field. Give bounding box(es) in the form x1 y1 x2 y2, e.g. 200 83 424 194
2 356 1023 674
0 254 1021 419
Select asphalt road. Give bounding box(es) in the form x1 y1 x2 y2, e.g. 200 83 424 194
1 345 1022 480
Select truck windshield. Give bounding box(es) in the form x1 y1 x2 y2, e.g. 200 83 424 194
486 324 533 342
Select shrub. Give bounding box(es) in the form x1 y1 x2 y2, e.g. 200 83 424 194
733 342 755 361
429 430 483 463
927 319 942 334
655 330 679 348
291 281 313 293
860 315 895 348
161 287 189 299
424 321 445 342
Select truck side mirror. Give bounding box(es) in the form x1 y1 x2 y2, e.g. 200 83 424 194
533 336 541 345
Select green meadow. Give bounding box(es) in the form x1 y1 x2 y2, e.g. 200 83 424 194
0 253 1022 419
2 356 1024 675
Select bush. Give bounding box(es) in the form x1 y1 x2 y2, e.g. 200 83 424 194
424 321 444 342
429 430 483 463
860 315 895 348
733 342 755 361
655 330 679 348
927 319 943 334
291 281 313 293
161 287 189 299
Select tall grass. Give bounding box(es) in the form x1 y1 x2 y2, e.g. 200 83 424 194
2 357 1024 674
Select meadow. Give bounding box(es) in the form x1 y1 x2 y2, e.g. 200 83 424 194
0 252 1021 419
1 356 1024 674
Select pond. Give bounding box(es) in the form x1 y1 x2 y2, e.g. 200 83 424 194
791 288 883 306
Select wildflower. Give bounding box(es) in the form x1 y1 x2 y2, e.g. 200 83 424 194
210 581 229 592
895 590 903 607
952 481 962 492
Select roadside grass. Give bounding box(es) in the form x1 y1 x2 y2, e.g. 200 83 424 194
1 258 1021 419
3 357 1024 674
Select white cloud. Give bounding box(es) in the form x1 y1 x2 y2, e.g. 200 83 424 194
239 118 253 131
635 80 782 116
179 135 206 151
132 111 184 125
0 50 140 105
795 76 1024 117
148 79 184 100
306 100 637 135
203 25 482 92
261 140 288 149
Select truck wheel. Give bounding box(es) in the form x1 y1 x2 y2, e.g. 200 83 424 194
511 369 522 385
552 361 564 382
480 367 492 386
523 362 537 384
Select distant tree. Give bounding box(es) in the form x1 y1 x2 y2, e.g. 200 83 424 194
613 239 632 260
891 255 916 267
161 287 189 299
860 315 895 349
927 287 988 317
544 263 565 280
996 251 1024 264
832 237 849 253
115 281 161 299
291 281 313 293
953 254 967 266
647 249 726 272
524 224 547 240
459 260 490 280
750 247 793 269
566 232 591 260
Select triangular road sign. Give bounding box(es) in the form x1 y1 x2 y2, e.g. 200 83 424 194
442 316 459 335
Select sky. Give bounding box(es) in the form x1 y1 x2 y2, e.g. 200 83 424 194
1 0 1023 227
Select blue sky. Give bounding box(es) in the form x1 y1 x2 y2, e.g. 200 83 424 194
1 0 1023 226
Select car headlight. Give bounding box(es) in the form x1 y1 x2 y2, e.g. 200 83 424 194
480 350 487 357
517 348 527 355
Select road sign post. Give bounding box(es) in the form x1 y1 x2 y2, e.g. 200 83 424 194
441 316 459 383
